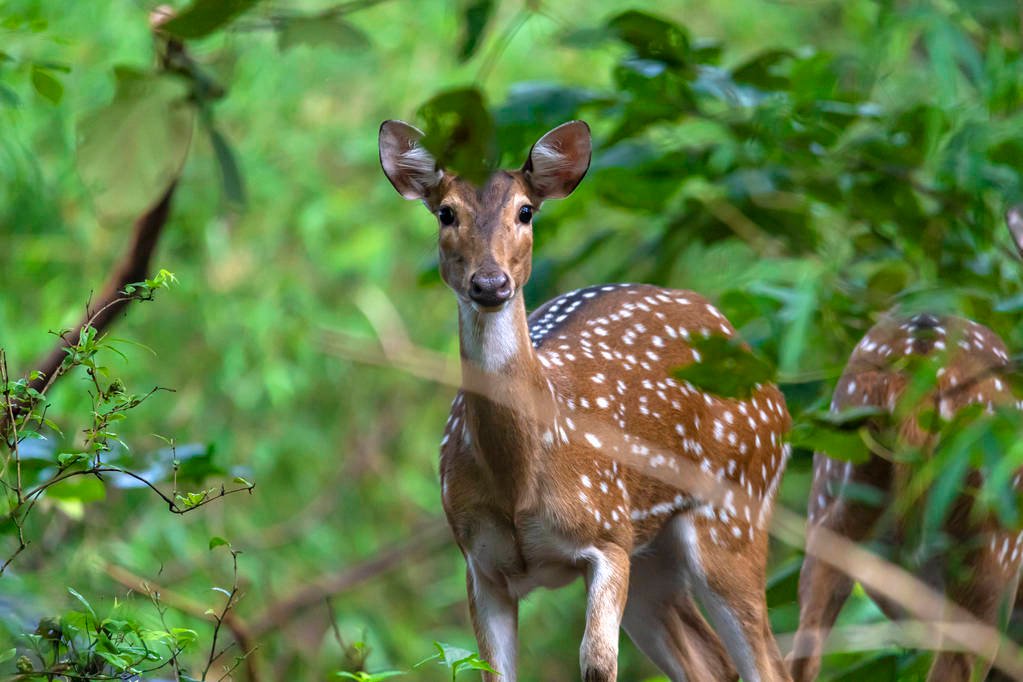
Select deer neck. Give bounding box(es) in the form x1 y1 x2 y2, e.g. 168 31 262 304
457 295 552 502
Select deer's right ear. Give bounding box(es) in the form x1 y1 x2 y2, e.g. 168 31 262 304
379 120 443 200
523 120 591 201
1008 205 1023 258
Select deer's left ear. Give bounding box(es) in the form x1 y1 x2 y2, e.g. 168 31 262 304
1008 205 1023 258
379 120 443 200
523 120 591 201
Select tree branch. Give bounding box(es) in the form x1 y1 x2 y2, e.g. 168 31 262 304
250 520 449 639
23 182 177 398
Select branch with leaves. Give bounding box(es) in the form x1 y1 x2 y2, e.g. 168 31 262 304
1 275 255 576
5 543 254 682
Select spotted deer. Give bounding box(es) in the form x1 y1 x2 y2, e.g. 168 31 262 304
788 209 1023 682
379 119 792 682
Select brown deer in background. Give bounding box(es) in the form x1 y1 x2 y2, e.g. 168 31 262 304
379 120 793 682
788 209 1023 681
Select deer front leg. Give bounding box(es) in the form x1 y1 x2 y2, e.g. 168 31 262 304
466 559 518 682
580 544 630 682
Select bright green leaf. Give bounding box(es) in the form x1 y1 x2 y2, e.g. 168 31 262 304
67 587 97 620
209 536 230 550
30 66 63 104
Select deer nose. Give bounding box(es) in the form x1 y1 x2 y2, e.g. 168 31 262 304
469 269 512 308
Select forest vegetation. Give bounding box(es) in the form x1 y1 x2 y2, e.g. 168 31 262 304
1 0 1022 679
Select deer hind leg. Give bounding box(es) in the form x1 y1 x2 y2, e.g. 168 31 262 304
622 547 736 681
671 514 789 682
788 453 892 682
928 532 1022 682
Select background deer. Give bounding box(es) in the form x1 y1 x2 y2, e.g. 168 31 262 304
379 119 793 682
788 209 1023 682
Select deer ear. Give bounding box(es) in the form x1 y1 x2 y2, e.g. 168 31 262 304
523 120 591 200
379 120 443 200
1008 205 1023 258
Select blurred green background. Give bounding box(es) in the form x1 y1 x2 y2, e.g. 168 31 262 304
2 0 1022 679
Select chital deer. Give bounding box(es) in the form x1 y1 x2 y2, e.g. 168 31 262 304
379 119 792 682
788 209 1023 682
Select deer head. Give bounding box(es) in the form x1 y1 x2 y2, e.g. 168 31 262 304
379 120 591 312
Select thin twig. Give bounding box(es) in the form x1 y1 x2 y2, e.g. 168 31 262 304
203 549 243 680
104 561 259 682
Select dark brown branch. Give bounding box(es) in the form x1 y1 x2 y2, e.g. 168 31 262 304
250 520 450 639
23 182 177 398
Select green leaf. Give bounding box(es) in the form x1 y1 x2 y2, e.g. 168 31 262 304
450 651 498 676
30 66 63 104
730 48 797 91
457 0 494 62
494 82 609 160
161 0 262 39
417 88 495 185
0 648 15 664
206 124 247 207
607 10 691 68
77 68 194 219
171 627 199 647
605 59 694 144
209 536 230 550
57 452 90 467
179 490 210 509
276 15 371 52
788 419 870 464
94 650 129 671
425 641 497 675
671 335 776 399
67 587 97 620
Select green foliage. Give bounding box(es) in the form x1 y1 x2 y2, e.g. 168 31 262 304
672 334 775 399
161 0 264 40
77 68 194 219
332 640 495 681
414 641 499 680
2 0 1023 680
4 549 247 681
276 14 371 53
417 88 495 185
0 271 254 578
456 0 495 62
788 407 886 465
11 590 200 679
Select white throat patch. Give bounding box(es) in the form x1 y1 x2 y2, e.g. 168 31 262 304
459 300 520 374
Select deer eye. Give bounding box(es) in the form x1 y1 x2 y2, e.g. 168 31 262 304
437 206 456 226
518 205 534 224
